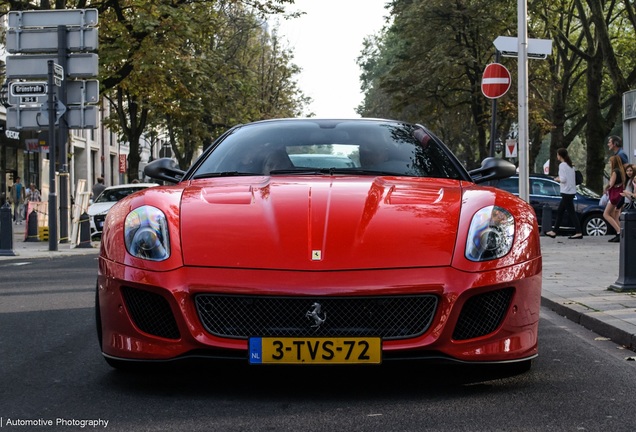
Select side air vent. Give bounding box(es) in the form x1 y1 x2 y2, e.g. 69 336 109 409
453 288 514 341
121 287 180 340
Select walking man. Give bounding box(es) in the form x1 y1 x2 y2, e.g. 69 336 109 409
9 176 24 224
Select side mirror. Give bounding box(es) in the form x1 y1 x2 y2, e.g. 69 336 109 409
469 157 516 184
144 158 185 184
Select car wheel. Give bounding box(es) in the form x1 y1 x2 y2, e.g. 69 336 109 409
582 214 609 236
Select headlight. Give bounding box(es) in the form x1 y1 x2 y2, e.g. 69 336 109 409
465 205 514 261
124 206 170 261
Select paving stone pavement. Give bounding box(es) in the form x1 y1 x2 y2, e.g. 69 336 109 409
1 221 635 351
540 234 636 350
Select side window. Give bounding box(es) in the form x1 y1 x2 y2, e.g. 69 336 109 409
540 180 560 197
530 179 560 197
497 178 518 194
530 180 546 196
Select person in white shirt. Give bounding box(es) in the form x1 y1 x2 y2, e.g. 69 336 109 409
546 148 583 239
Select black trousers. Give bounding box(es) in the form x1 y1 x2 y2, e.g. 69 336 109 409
553 193 582 234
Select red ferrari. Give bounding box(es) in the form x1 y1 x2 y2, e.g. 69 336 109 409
96 118 541 371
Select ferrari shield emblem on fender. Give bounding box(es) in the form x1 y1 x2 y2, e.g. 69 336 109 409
311 250 321 260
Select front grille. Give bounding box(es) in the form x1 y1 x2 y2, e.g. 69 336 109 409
93 214 106 231
452 288 514 340
121 287 181 340
195 295 438 340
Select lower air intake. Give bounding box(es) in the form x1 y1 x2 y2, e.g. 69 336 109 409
452 287 514 340
121 287 180 340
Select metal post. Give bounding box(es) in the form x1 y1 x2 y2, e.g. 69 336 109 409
541 205 553 236
609 211 636 292
0 203 16 256
489 50 501 158
517 0 530 203
58 25 70 244
47 60 58 252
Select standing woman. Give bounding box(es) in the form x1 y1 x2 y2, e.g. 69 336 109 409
546 148 583 239
620 164 634 211
604 155 627 242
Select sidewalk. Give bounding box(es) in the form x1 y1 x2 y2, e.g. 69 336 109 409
1 222 635 350
540 235 636 350
0 223 100 259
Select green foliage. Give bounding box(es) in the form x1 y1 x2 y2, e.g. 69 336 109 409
358 0 636 180
95 0 309 174
1 0 308 177
358 0 519 169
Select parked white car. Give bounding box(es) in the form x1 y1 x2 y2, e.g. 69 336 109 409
88 183 157 239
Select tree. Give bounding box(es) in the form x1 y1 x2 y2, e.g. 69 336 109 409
358 0 636 187
2 0 306 178
96 0 308 177
358 0 520 169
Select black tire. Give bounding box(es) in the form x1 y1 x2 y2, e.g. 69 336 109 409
582 214 609 236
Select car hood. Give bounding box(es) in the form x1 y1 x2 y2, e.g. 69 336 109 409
87 202 115 216
180 176 464 270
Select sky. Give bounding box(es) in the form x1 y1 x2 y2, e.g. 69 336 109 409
273 0 389 118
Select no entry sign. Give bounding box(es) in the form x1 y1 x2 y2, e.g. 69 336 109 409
481 63 511 99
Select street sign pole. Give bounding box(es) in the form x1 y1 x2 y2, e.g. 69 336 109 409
518 0 530 203
490 50 501 157
492 24 551 203
47 60 58 252
57 25 70 244
5 8 99 250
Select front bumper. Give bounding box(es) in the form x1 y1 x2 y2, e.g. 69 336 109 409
97 257 541 364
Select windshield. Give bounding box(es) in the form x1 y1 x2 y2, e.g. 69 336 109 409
190 120 466 180
577 184 601 199
95 187 146 203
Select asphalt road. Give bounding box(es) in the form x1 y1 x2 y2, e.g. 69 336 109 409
1 255 635 432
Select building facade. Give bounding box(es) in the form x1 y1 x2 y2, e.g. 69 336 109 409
0 99 159 209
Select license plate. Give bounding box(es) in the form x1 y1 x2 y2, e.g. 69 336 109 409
248 337 382 365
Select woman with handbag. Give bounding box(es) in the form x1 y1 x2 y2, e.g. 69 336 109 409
546 148 584 239
604 155 626 242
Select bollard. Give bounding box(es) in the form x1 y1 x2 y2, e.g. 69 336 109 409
541 205 553 236
609 211 636 292
0 202 16 256
25 210 40 242
76 212 93 248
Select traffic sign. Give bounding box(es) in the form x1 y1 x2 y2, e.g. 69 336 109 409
5 54 98 79
21 96 40 104
8 9 98 28
6 27 98 53
54 63 64 87
505 139 518 158
481 63 511 99
10 81 47 97
7 104 98 130
67 80 99 105
493 36 552 59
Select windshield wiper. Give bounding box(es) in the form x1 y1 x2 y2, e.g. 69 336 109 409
268 168 324 175
192 171 259 179
327 168 416 177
